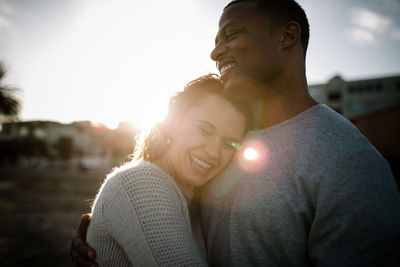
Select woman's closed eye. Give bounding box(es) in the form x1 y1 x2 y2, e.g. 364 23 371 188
199 125 212 136
224 139 241 151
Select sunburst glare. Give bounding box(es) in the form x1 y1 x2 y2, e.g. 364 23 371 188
14 0 218 128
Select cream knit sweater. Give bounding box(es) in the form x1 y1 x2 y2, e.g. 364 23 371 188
87 161 208 266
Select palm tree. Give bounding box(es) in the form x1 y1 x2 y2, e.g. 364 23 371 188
0 62 21 123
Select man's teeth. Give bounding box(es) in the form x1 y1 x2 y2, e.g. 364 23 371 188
190 155 211 169
220 63 235 75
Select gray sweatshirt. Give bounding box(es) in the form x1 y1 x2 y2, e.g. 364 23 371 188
199 104 400 266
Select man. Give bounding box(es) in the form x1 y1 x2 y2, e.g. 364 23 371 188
71 0 400 266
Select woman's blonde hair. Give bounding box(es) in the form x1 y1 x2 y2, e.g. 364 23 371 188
132 74 251 162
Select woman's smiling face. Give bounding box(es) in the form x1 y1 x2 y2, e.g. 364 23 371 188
164 93 246 192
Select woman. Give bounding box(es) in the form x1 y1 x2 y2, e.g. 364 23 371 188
86 74 250 266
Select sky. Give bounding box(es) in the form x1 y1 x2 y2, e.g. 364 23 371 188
0 0 399 129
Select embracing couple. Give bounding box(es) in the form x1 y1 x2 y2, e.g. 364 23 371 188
71 0 400 266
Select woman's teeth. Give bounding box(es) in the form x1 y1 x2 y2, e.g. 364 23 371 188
190 154 211 169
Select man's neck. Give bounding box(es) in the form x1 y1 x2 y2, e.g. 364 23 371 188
250 86 317 130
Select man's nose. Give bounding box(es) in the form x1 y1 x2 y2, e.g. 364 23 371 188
210 42 227 62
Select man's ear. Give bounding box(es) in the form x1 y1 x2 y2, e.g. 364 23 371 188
280 21 301 49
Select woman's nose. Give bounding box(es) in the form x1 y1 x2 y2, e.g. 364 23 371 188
204 139 220 159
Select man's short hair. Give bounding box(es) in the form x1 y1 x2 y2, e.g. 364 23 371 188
225 0 310 57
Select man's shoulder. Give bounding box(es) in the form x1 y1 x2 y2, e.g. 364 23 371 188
302 104 357 136
299 105 378 154
272 105 389 174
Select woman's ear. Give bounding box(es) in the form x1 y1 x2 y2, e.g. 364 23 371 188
158 122 171 146
160 113 180 145
280 21 301 49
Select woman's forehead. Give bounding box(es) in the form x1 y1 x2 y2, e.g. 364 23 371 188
186 94 246 133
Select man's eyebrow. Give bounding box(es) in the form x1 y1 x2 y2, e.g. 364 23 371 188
215 22 242 44
214 34 219 45
214 27 226 44
215 25 229 44
197 120 216 130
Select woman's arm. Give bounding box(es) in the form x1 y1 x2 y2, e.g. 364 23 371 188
70 214 98 267
98 163 208 266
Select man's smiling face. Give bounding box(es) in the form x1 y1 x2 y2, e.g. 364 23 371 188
210 1 284 99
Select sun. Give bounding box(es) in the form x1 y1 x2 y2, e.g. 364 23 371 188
129 100 169 130
103 120 120 130
97 91 170 131
52 0 205 130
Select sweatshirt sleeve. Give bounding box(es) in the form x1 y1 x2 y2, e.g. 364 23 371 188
308 148 400 267
100 163 208 266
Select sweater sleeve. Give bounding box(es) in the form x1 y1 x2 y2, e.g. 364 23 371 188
100 162 208 266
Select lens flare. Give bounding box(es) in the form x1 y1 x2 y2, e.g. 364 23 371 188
244 147 258 160
237 141 269 173
214 142 269 198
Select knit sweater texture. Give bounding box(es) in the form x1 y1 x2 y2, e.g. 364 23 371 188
87 161 208 266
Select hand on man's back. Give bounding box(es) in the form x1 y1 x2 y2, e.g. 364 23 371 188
70 214 98 267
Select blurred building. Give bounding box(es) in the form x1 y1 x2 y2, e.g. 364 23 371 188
1 121 97 155
0 120 137 168
309 75 400 117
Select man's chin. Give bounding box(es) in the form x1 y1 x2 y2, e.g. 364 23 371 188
223 75 266 102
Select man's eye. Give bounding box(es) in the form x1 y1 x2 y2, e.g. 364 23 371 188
224 140 241 150
226 30 241 40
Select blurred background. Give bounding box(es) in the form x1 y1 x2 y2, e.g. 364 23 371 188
0 0 399 266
